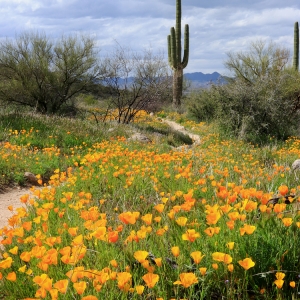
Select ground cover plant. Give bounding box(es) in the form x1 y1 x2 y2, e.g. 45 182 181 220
0 112 300 299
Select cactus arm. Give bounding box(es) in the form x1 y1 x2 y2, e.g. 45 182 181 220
293 21 299 71
167 35 172 67
170 27 177 69
176 0 182 63
182 24 189 68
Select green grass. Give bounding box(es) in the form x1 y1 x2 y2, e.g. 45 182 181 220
0 109 300 299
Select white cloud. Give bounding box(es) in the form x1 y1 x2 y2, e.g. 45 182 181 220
0 0 298 73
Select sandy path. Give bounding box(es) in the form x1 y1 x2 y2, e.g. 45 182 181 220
0 188 31 229
162 119 201 146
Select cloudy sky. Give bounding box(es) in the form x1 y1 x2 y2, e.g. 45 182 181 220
0 0 299 74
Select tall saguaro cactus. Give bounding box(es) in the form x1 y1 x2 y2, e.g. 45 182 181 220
168 0 189 109
294 21 299 71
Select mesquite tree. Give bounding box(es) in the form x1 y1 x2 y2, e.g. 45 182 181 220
0 32 98 114
167 0 189 109
294 21 299 71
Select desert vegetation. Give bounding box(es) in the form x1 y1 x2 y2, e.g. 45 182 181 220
0 17 300 300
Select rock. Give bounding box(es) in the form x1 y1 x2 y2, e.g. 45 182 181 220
24 172 39 185
292 159 300 171
128 133 151 143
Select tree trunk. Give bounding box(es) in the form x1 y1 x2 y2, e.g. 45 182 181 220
172 68 183 109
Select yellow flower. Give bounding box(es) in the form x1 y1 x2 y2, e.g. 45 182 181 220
142 273 159 288
227 264 234 272
212 252 232 264
238 258 255 270
9 246 18 255
175 217 188 226
173 272 198 288
190 251 205 264
199 267 207 276
134 251 149 263
135 285 145 294
226 242 235 250
182 229 200 242
282 218 293 227
171 246 180 257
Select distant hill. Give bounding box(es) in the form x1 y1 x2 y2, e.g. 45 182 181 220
184 72 225 88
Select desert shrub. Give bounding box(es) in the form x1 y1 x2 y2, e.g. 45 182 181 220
185 86 221 122
215 70 300 144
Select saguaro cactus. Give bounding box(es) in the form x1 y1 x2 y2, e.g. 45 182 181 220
167 0 189 109
294 22 299 71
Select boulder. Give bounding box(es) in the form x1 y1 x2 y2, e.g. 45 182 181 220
128 133 151 143
24 172 39 185
292 159 300 171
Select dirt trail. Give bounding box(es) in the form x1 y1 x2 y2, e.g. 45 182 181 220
162 119 201 146
0 188 32 229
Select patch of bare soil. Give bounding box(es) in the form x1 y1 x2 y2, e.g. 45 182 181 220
162 119 201 146
0 187 31 229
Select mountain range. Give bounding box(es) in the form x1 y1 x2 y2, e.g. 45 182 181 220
184 72 225 88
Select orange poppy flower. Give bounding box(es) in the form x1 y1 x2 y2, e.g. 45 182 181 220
182 229 200 242
190 251 205 264
171 246 180 257
54 279 69 294
73 281 87 295
173 272 198 288
134 251 149 263
238 258 255 270
142 273 159 288
6 271 16 281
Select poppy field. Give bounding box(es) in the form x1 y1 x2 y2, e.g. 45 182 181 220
0 111 300 299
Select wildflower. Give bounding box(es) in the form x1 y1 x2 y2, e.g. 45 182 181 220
282 218 293 227
134 251 149 263
171 246 180 257
173 272 198 288
0 256 13 269
182 229 200 242
290 281 296 288
199 267 207 275
176 217 188 226
238 258 255 270
135 285 145 294
117 272 132 290
154 258 162 267
142 273 159 288
227 264 234 272
6 272 16 281
82 296 98 300
278 185 288 196
190 251 205 264
274 272 285 289
73 281 87 295
240 224 256 236
9 246 18 255
54 279 69 294
141 214 152 225
226 242 235 250
119 211 140 224
212 252 232 264
108 231 119 243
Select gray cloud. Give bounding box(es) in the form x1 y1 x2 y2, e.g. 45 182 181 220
0 0 299 73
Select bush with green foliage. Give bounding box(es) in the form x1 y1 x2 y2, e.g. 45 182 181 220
0 31 98 115
187 40 300 144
